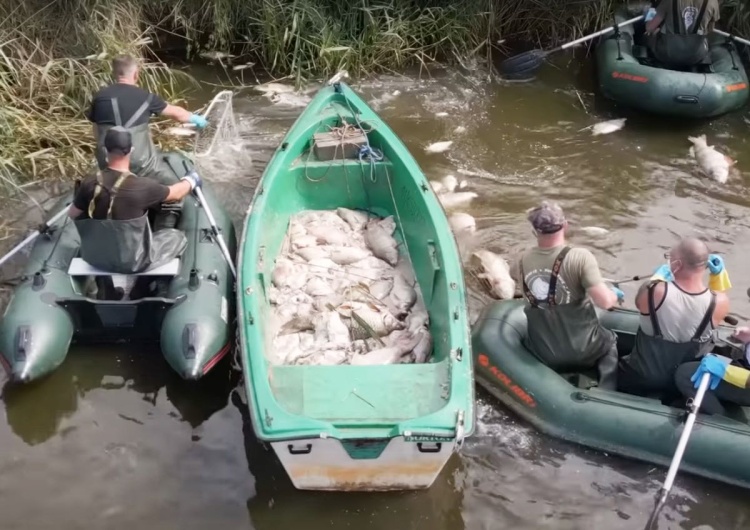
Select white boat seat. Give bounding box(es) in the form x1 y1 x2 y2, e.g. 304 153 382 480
68 257 181 277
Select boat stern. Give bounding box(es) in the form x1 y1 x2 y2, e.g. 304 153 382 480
271 434 458 491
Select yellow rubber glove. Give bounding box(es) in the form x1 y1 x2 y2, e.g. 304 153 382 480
724 364 750 389
707 254 731 292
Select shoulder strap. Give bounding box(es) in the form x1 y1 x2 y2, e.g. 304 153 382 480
124 93 154 128
692 291 717 340
547 246 571 307
647 282 663 338
87 171 132 219
519 257 537 307
672 0 680 33
110 98 122 126
691 0 710 34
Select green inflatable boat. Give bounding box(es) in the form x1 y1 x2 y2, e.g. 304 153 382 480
0 152 236 383
237 79 475 491
596 8 749 118
472 299 750 488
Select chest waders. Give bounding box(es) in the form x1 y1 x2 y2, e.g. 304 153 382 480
520 246 617 372
93 92 182 229
620 282 716 397
73 171 187 276
648 0 711 69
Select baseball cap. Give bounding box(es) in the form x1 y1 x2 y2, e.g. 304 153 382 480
527 201 566 234
104 126 132 155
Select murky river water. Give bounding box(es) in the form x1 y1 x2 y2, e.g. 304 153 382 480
2 54 750 530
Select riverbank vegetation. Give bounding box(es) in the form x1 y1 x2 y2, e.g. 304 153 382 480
1 0 749 190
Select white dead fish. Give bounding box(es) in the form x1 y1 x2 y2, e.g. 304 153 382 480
473 250 516 300
232 62 256 71
338 302 403 338
579 226 610 237
458 180 468 189
200 51 235 61
435 112 449 117
392 90 402 96
442 175 458 193
687 134 733 184
350 347 402 365
291 234 318 249
305 277 335 297
336 207 369 231
328 246 371 265
591 118 626 136
306 225 348 246
406 304 429 334
438 192 478 210
369 279 393 300
275 303 315 335
296 246 330 261
425 141 453 154
448 212 476 235
254 82 296 95
387 271 417 317
454 125 467 134
302 349 349 366
364 220 399 266
326 312 351 346
430 181 445 194
272 259 308 290
412 329 433 363
164 126 196 137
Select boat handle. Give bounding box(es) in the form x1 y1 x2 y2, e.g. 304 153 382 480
674 95 699 104
417 442 442 454
287 443 313 455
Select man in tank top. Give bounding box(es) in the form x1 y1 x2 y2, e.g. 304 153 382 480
618 237 730 399
519 202 624 390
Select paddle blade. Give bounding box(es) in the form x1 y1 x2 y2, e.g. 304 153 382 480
499 49 548 78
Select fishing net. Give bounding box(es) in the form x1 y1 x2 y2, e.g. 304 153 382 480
194 90 237 160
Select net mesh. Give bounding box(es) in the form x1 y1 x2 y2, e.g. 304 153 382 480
194 90 237 160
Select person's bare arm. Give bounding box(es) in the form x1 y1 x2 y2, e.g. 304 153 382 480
587 282 618 310
68 204 83 219
646 12 665 34
635 280 665 314
161 104 193 124
164 180 193 202
711 292 730 327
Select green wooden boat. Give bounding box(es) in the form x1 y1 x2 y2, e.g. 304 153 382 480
596 8 749 118
0 152 236 383
236 80 475 491
472 299 750 488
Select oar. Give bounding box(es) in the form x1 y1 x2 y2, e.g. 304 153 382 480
0 206 69 269
713 29 750 47
182 162 236 279
500 15 645 79
644 372 711 530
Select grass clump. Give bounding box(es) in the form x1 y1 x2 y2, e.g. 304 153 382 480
0 1 195 192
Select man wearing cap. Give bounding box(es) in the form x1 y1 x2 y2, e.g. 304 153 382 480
86 54 209 228
68 128 202 298
519 201 623 390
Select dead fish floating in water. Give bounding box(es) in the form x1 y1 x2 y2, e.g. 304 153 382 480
200 51 235 61
425 141 453 154
472 250 515 300
434 112 449 118
587 118 627 136
254 82 296 95
687 134 734 184
578 226 610 237
232 62 256 71
448 212 476 236
438 192 478 210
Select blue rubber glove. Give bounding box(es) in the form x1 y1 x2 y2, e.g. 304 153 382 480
181 170 203 190
691 354 730 390
645 7 657 22
188 114 208 129
610 285 625 304
707 254 724 275
651 263 674 283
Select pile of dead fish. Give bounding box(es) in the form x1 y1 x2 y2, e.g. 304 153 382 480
269 209 432 366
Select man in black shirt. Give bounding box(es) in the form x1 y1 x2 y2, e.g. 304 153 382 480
69 127 202 298
87 54 208 227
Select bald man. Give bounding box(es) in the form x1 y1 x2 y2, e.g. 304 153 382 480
619 237 730 399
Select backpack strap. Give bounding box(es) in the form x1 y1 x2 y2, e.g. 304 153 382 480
672 0 680 33
519 257 537 308
647 282 663 338
547 246 571 307
692 291 717 340
110 98 122 127
691 0 710 34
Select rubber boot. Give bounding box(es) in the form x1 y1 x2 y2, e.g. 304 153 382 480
596 343 619 391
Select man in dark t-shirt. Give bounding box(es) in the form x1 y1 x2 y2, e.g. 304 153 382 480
87 55 208 229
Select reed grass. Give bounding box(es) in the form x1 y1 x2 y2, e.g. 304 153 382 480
0 1 195 193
